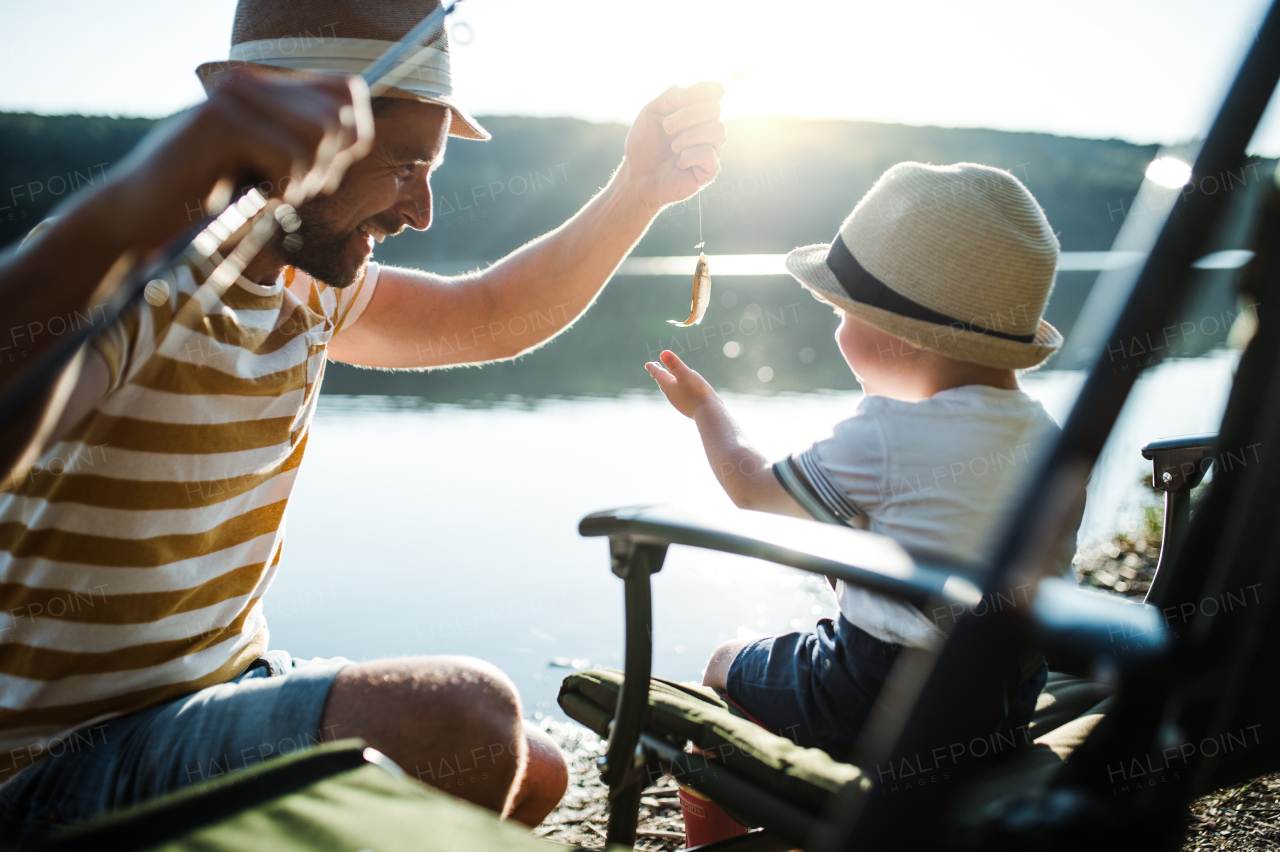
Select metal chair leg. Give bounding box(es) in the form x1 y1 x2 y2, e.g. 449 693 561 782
599 540 667 848
606 775 646 847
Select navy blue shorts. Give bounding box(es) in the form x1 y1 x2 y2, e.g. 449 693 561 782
726 616 1048 760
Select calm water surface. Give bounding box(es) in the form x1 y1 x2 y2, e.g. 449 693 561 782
269 351 1238 717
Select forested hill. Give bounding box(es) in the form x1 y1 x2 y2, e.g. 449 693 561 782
6 110 1241 398
1 111 1157 256
406 115 1158 264
0 113 158 249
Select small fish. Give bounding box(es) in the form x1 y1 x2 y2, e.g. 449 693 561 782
669 252 711 327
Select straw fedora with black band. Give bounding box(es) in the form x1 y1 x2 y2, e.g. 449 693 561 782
196 0 489 141
784 162 1063 370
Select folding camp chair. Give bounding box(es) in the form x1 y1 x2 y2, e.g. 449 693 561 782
559 3 1280 849
556 506 1156 851
25 740 563 852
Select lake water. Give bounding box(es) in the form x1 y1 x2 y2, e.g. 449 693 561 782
267 350 1239 718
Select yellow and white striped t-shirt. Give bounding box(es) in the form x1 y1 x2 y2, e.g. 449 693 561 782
0 249 378 783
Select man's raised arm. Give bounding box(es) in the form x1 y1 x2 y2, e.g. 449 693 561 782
326 82 726 369
0 73 373 481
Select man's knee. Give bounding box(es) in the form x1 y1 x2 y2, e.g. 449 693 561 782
420 657 526 788
449 657 525 748
415 657 523 747
326 656 523 757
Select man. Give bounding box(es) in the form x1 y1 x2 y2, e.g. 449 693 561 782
0 0 724 841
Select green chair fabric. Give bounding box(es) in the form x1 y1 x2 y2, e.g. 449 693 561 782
1029 672 1113 738
561 669 864 817
948 694 1116 832
33 740 558 852
558 668 1114 819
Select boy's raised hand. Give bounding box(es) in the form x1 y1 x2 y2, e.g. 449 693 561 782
645 350 719 418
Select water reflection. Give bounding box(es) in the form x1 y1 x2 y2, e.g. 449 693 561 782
271 350 1238 716
614 251 1253 276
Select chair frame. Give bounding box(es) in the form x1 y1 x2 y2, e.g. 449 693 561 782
1140 434 1216 606
583 507 999 849
580 507 1168 851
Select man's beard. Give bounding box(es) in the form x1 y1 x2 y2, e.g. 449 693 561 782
285 202 377 290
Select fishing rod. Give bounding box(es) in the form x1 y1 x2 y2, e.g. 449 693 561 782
0 0 464 432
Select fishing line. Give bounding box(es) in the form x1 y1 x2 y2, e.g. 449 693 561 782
666 61 770 326
695 190 704 250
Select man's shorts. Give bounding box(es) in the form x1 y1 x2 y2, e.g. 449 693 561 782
0 650 350 846
725 616 1048 760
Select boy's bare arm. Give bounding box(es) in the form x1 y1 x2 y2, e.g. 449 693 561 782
646 350 808 518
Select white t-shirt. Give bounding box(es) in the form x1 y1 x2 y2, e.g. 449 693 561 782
775 385 1080 650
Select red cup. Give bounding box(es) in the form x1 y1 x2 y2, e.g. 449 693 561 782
679 784 749 847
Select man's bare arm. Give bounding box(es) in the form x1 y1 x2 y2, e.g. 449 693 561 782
326 82 726 369
328 163 655 367
0 187 132 481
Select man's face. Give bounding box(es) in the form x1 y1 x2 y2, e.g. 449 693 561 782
289 99 450 288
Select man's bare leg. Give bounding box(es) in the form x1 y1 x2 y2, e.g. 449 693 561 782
321 656 567 825
508 723 569 827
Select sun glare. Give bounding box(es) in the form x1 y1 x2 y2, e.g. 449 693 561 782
1145 156 1193 188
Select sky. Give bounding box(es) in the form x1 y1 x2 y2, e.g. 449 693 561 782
3 0 1279 154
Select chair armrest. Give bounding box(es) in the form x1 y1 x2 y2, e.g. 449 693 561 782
1141 433 1217 491
1032 577 1169 673
1141 433 1217 608
580 504 981 610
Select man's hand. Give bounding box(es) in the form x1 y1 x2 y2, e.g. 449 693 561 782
108 71 374 250
621 82 726 213
646 350 719 418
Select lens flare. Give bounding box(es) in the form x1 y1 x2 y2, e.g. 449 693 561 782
1145 156 1193 189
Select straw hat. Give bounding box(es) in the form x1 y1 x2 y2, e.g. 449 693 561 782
196 0 489 140
785 162 1062 369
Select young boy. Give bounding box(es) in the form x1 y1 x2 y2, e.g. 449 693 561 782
645 162 1081 760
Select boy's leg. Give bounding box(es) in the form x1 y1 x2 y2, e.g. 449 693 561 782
688 638 759 847
703 638 754 691
705 619 901 757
